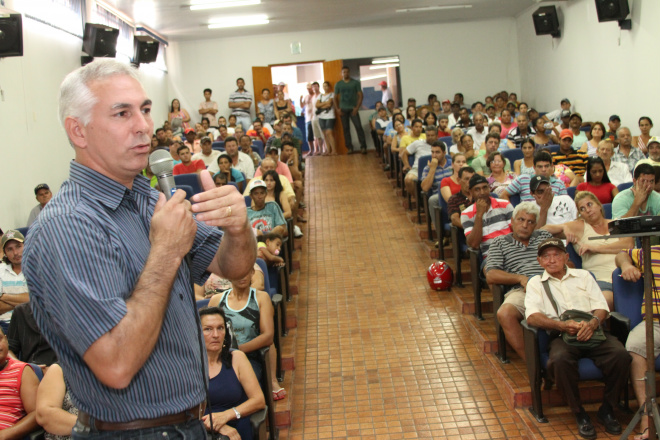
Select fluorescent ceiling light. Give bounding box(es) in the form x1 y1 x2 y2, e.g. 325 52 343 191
397 4 472 13
369 64 399 70
372 57 399 64
361 74 387 81
191 0 260 11
208 14 269 28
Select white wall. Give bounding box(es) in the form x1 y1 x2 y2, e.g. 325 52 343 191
516 0 659 129
166 18 522 126
0 12 170 230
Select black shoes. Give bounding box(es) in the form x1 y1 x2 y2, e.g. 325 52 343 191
575 410 597 439
361 149 367 155
597 405 622 435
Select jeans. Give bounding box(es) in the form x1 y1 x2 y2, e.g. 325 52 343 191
234 115 252 132
72 418 208 440
339 109 367 151
428 194 440 233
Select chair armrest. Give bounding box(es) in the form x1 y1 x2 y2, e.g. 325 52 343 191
29 430 45 440
521 319 538 336
258 346 270 360
271 293 283 308
250 407 268 432
609 311 631 346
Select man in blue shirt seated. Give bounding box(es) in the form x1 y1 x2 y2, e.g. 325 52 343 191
247 180 287 237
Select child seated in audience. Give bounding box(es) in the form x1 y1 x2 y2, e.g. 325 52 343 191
257 233 285 268
213 172 227 187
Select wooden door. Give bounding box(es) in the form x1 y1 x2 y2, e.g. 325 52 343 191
252 66 273 111
322 60 347 155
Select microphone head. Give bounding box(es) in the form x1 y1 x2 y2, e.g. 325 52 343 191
149 149 174 175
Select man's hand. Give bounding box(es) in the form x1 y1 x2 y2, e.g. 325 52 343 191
351 107 359 116
430 158 439 168
518 275 529 289
562 320 582 335
337 109 344 117
192 171 250 234
150 191 197 260
576 319 596 341
539 186 553 211
633 180 653 205
475 198 489 216
621 264 642 282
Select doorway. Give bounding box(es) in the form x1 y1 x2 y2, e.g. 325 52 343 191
270 62 324 118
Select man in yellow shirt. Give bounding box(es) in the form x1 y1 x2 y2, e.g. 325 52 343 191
393 119 425 154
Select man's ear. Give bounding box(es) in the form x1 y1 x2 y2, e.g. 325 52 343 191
64 116 88 150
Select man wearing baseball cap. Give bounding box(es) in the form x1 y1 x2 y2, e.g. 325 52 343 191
634 137 660 169
0 230 29 333
606 115 621 145
379 81 392 106
27 184 52 227
525 237 630 439
529 175 576 227
552 129 589 177
247 180 287 237
542 98 572 125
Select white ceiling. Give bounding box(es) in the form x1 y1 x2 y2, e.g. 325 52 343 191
106 0 540 42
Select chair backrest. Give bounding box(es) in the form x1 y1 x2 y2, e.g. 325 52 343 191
173 174 203 195
177 184 194 201
566 186 577 199
417 155 432 174
252 142 265 159
439 136 453 146
603 203 612 219
547 145 560 154
212 141 225 150
252 140 264 149
255 258 276 298
612 267 644 328
581 125 591 133
501 148 524 165
408 154 414 168
244 195 252 208
509 193 521 207
566 242 582 269
29 363 43 381
196 299 210 309
225 181 238 189
16 227 28 238
617 182 633 192
438 194 451 232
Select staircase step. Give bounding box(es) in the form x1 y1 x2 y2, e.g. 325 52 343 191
280 327 296 372
273 366 294 428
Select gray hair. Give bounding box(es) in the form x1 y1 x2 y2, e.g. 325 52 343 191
59 59 141 128
512 201 540 223
261 156 276 167
616 126 631 137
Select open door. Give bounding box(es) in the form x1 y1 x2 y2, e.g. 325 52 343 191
252 66 273 113
322 60 347 155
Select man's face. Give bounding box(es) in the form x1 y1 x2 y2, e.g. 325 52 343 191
253 122 262 132
534 160 553 178
218 117 226 126
561 101 571 110
518 116 528 130
560 136 573 150
236 79 245 90
454 94 461 103
36 189 52 206
202 120 209 130
635 173 656 189
451 104 460 117
485 137 499 153
511 212 537 242
240 136 251 149
538 247 569 275
387 101 395 112
608 119 621 132
438 118 448 131
73 75 153 184
471 182 490 202
439 103 449 113
426 131 438 144
618 128 632 147
431 146 444 162
218 157 232 173
459 109 469 122
486 107 496 118
532 183 552 205
569 116 581 129
409 122 421 137
204 90 211 100
474 103 484 113
597 144 614 161
378 108 387 119
260 160 276 173
267 151 279 163
649 143 660 161
3 241 23 267
219 126 228 137
282 124 292 134
251 187 267 207
460 172 474 192
185 132 196 143
224 140 238 157
312 83 320 94
156 130 166 142
341 68 349 80
165 129 173 140
229 116 237 125
282 145 294 161
179 148 191 163
201 141 212 155
473 115 484 130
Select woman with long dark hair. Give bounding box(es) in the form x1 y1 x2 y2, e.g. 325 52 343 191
633 116 654 155
576 156 619 204
263 170 292 219
168 98 191 131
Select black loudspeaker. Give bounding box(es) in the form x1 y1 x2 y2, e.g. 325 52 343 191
133 36 159 64
82 23 119 57
0 14 23 58
533 6 561 38
595 0 630 22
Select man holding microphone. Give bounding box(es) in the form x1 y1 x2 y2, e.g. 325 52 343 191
23 59 256 438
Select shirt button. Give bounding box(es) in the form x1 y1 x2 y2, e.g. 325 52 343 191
179 293 184 300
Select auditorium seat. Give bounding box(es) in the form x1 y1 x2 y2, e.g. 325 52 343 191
416 155 432 224
173 174 203 195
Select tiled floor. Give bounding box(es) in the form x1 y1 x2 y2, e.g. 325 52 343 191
284 154 534 439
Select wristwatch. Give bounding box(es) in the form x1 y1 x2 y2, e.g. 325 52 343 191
232 407 241 420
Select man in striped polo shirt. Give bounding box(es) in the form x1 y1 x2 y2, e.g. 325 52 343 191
485 202 552 360
502 151 567 203
461 174 513 265
228 77 253 132
553 129 588 177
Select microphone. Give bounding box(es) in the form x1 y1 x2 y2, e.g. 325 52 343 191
149 150 176 200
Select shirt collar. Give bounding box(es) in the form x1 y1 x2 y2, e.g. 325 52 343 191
540 266 577 281
69 161 154 211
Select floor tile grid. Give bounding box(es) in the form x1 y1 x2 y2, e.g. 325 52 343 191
288 156 532 440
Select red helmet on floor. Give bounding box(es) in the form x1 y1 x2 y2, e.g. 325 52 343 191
427 261 453 291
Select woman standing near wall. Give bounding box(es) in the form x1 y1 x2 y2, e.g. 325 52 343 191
168 99 191 132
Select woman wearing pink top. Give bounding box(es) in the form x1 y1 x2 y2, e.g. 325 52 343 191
498 109 517 140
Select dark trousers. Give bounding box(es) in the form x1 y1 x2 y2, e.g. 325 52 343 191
547 333 631 414
339 109 367 151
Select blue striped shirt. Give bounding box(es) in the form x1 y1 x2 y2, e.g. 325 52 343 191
504 174 567 202
23 161 223 422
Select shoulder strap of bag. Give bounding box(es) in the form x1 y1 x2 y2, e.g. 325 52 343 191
541 280 560 317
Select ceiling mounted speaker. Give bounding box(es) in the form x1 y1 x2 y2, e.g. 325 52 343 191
0 14 23 58
133 36 159 64
82 23 119 57
532 6 561 38
595 0 629 22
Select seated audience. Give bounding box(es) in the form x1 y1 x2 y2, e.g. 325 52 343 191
436 114 451 137
208 268 285 401
213 136 255 178
502 151 567 203
255 147 293 183
388 119 409 155
466 113 487 147
576 157 618 204
552 129 588 178
634 136 660 168
531 117 558 149
247 180 287 237
199 307 266 439
461 175 513 262
513 139 536 176
542 98 572 124
8 302 56 366
0 231 29 334
450 134 478 164
420 140 452 199
215 125 229 142
578 122 606 157
192 136 221 168
472 134 512 177
486 152 515 197
539 146 577 187
402 127 439 206
529 176 577 228
168 140 182 165
439 153 467 203
612 163 660 219
567 113 589 149
213 172 228 187
506 114 536 148
525 238 630 439
448 128 464 154
606 115 621 146
214 154 245 193
183 128 201 154
487 202 551 360
448 167 475 229
263 170 292 219
246 119 271 145
454 108 474 130
27 184 52 227
245 159 296 205
632 116 654 155
396 119 426 155
172 145 206 175
613 127 645 174
0 327 39 438
35 363 78 440
498 109 517 139
239 135 262 169
257 233 284 268
204 263 265 297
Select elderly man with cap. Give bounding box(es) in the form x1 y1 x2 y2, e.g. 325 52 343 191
380 81 392 106
191 136 221 169
254 146 293 183
27 184 52 227
529 175 577 228
634 137 660 169
0 230 30 333
552 129 589 178
247 180 287 237
613 126 646 173
503 151 567 203
460 174 513 264
525 237 631 439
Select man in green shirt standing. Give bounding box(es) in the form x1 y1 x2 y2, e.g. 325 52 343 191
334 66 367 154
